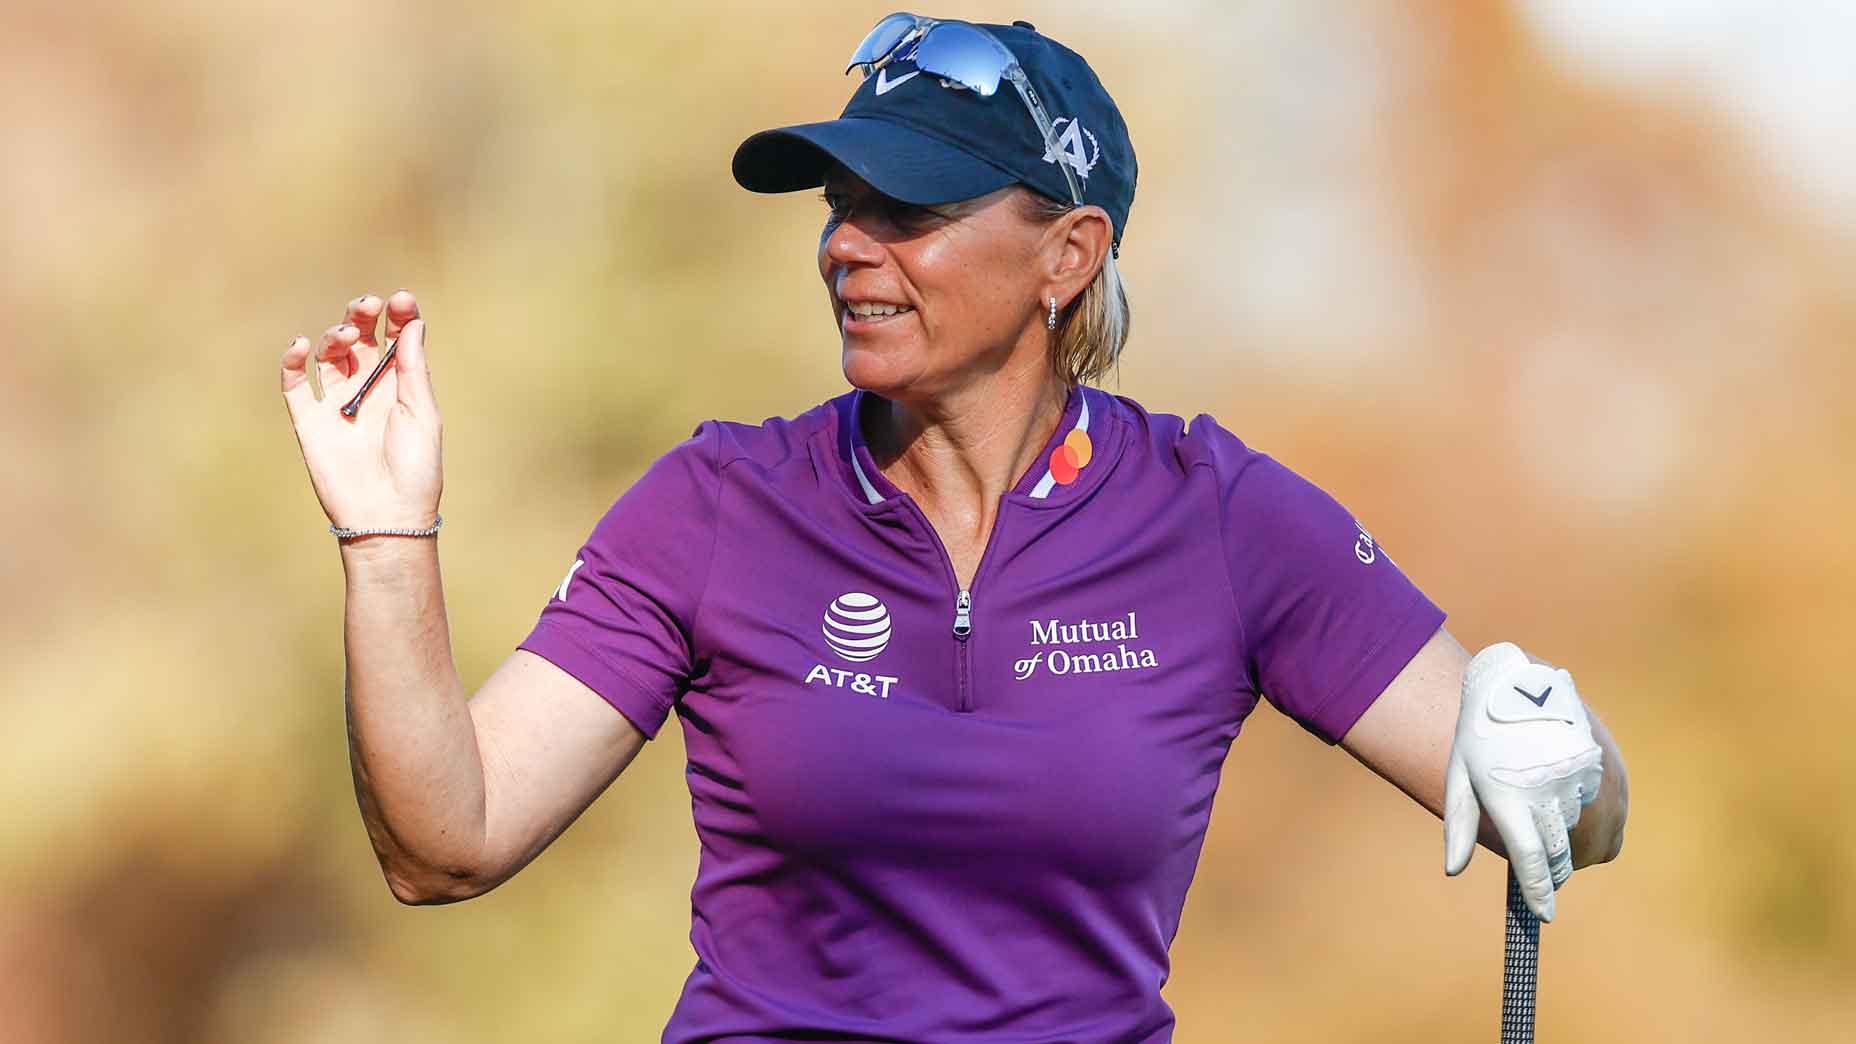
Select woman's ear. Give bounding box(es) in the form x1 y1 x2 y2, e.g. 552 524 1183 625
1048 205 1113 306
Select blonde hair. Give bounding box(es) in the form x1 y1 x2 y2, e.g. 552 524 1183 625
1019 193 1132 385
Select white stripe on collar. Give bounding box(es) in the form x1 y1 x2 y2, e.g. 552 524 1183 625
1028 389 1091 500
850 447 884 505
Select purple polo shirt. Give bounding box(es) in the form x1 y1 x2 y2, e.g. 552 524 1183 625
518 385 1444 1043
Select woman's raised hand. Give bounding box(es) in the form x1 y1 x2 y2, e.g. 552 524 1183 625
280 290 441 534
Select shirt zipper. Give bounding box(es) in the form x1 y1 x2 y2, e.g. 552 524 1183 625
898 498 1004 715
953 589 973 712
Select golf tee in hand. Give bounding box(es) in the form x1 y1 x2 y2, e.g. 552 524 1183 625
279 290 442 539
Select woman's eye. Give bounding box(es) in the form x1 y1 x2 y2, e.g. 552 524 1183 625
888 202 941 229
817 191 941 234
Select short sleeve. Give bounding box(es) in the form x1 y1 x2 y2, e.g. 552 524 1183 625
516 422 723 739
1201 421 1446 744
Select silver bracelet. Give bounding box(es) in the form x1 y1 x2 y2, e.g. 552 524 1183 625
330 514 443 541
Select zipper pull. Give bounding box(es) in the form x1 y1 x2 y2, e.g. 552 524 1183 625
952 589 973 639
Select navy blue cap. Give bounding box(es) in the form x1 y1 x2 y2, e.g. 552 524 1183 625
733 20 1137 252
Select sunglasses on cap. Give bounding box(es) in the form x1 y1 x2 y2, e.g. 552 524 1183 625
844 14 1088 219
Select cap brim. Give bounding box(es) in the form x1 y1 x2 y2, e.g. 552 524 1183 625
732 117 1017 205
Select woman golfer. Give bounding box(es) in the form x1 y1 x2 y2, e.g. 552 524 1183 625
280 17 1628 1043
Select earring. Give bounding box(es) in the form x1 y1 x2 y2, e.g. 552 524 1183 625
1046 296 1057 331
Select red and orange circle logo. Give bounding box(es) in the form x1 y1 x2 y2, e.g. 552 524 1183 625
1049 429 1093 485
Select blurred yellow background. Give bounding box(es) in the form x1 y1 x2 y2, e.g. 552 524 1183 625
3 0 1850 1040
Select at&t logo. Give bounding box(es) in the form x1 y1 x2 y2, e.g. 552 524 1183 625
805 591 900 699
822 592 891 661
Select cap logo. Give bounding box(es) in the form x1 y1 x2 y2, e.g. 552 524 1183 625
873 67 919 96
1045 117 1100 181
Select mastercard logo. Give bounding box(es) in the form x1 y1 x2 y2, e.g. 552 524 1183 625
1048 429 1093 485
823 592 891 662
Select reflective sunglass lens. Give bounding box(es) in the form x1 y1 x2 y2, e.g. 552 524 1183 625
845 12 922 74
909 21 1011 96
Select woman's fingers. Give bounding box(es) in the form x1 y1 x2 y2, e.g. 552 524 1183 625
278 287 426 417
346 293 383 347
1533 799 1574 890
1490 799 1556 922
1442 751 1480 876
281 335 314 401
318 322 367 379
392 318 438 417
383 289 421 343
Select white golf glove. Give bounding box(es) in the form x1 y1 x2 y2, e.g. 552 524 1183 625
1445 642 1604 922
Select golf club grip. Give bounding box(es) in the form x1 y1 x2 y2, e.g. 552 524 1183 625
1502 867 1539 1043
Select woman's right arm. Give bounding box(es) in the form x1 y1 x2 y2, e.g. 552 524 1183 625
283 291 647 905
340 540 647 904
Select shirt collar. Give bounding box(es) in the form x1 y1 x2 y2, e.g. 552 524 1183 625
836 385 1120 509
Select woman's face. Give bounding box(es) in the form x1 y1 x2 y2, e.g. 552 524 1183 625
818 166 1051 401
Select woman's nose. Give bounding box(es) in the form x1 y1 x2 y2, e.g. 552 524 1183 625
822 217 884 268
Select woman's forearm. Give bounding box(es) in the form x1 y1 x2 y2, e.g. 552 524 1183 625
340 537 488 903
1570 706 1628 868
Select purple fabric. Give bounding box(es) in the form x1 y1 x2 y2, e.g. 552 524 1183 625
517 386 1445 1043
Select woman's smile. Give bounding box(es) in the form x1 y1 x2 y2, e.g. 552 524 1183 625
840 299 916 333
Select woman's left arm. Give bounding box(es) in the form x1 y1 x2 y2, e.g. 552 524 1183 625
1339 626 1630 872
